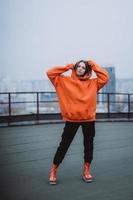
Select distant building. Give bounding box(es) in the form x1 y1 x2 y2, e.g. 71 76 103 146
116 78 133 94
100 66 116 99
102 66 116 93
31 80 54 92
97 66 116 112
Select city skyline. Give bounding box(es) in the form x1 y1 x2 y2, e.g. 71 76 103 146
0 0 133 80
0 76 133 94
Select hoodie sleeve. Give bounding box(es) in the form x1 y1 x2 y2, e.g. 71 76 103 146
46 64 74 87
88 60 110 91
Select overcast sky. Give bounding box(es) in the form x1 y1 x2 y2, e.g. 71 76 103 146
0 0 133 80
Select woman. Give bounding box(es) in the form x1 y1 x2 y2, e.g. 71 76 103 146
46 59 109 185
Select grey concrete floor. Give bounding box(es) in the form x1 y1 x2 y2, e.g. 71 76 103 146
0 122 133 200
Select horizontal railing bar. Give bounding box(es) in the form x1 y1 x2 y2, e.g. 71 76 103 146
0 91 56 95
0 100 58 104
0 92 133 95
97 101 133 103
0 101 132 104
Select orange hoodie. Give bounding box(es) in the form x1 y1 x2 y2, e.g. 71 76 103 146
46 60 109 122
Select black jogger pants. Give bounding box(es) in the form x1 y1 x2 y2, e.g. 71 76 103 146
53 121 95 165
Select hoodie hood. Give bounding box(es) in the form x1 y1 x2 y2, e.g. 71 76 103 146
71 68 92 81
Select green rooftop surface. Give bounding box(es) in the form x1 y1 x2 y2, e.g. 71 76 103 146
0 122 133 200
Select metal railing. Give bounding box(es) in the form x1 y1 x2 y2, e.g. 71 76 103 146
0 92 133 125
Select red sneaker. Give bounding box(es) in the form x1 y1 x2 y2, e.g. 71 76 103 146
49 164 58 185
82 162 93 182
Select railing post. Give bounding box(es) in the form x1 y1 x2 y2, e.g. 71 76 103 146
8 93 11 126
128 94 130 119
107 93 110 118
36 92 39 121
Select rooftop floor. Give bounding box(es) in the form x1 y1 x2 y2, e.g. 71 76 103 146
0 122 133 200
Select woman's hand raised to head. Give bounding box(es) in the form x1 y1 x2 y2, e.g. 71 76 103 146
66 63 74 70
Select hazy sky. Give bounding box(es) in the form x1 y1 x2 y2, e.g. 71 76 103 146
0 0 133 80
